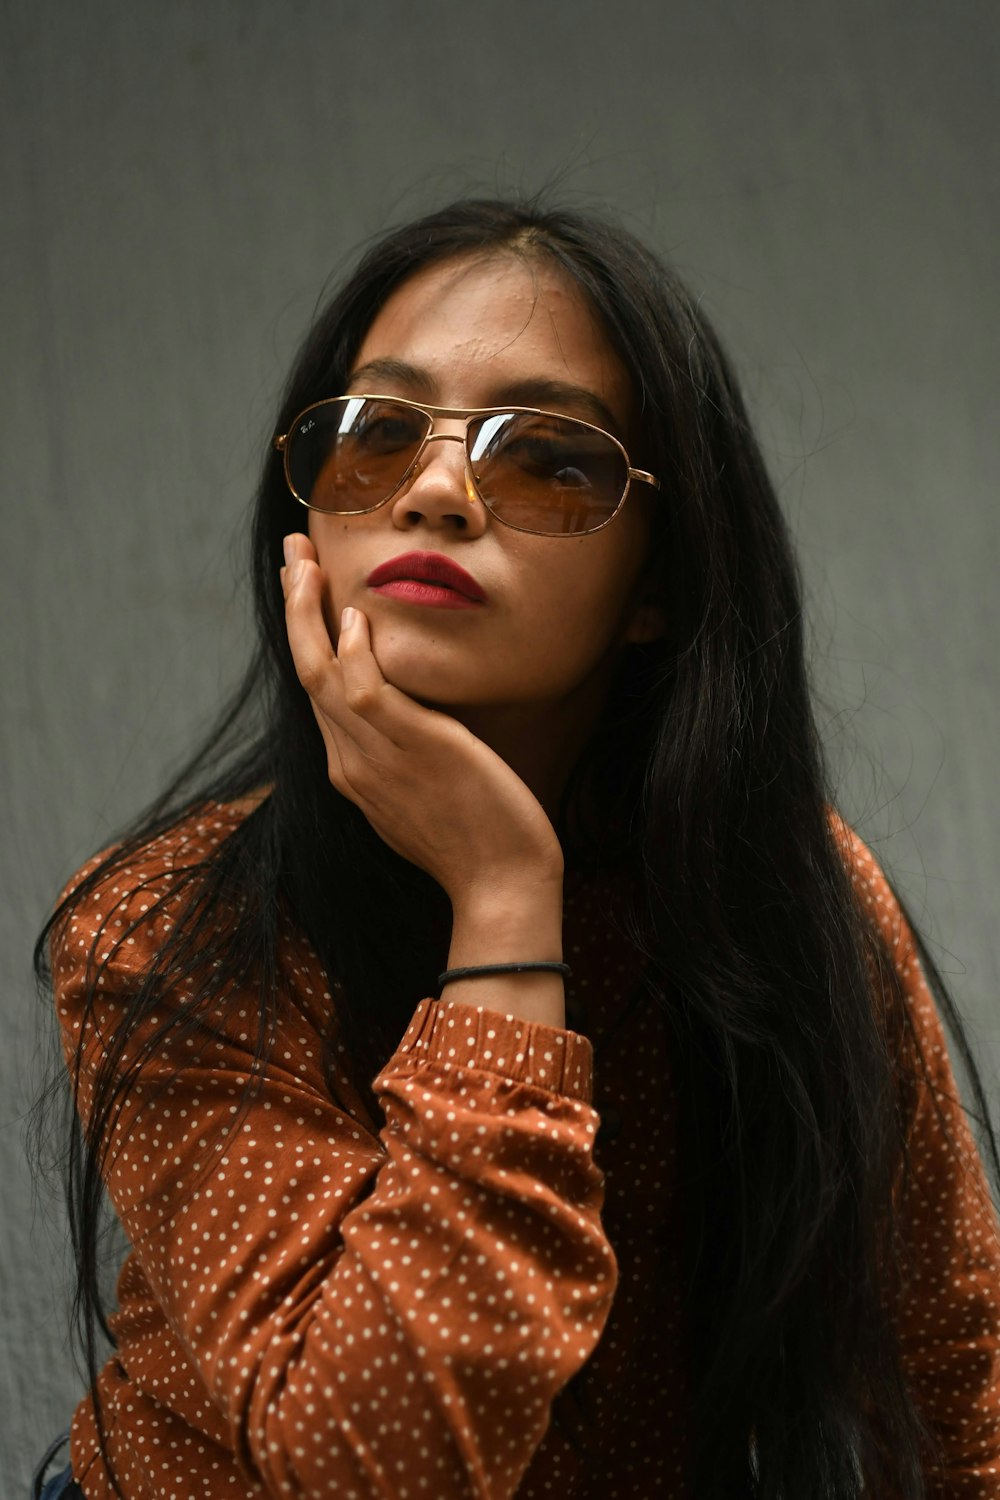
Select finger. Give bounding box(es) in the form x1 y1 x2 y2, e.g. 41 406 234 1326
280 530 320 606
297 634 381 798
309 699 353 799
281 545 342 706
336 606 452 748
280 543 387 763
335 607 395 724
282 530 318 572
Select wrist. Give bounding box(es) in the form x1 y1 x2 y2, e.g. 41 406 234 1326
445 877 566 1028
449 873 564 952
452 870 563 936
438 967 567 1028
439 959 571 986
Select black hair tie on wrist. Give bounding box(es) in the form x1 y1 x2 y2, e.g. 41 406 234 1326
437 960 571 990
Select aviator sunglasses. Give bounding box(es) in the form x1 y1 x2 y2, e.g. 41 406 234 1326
274 394 660 538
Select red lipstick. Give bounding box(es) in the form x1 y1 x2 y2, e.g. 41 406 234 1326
366 552 487 609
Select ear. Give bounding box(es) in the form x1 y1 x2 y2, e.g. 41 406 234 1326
622 596 669 645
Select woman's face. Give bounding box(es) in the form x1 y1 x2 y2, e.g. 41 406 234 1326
306 251 664 717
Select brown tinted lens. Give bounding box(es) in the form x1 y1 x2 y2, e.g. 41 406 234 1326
287 398 429 512
468 412 627 535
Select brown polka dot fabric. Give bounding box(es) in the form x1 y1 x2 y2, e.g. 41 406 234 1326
53 807 1000 1496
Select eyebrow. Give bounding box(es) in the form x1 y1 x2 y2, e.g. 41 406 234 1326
346 358 626 439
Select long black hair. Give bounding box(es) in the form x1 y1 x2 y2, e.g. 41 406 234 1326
34 197 999 1497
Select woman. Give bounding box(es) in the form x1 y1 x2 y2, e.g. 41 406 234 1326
33 198 1000 1498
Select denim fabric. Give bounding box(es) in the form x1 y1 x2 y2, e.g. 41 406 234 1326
39 1467 83 1500
30 1432 84 1499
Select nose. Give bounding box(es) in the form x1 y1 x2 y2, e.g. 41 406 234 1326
388 428 488 536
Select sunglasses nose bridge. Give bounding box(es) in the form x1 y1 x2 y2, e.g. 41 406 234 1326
409 424 473 480
400 420 484 518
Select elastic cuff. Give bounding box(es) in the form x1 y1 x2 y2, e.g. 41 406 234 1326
397 996 593 1102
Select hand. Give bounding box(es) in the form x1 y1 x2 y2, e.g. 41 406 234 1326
280 534 564 910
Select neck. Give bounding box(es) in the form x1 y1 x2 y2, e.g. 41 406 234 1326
445 676 611 820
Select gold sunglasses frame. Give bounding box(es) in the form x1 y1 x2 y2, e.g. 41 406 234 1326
274 393 660 538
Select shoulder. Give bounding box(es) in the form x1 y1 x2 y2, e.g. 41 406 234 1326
51 796 265 981
827 811 951 1079
64 794 267 893
829 814 975 1114
828 811 917 972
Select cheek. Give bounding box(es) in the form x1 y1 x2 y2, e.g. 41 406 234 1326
308 516 352 584
566 530 654 630
510 550 648 683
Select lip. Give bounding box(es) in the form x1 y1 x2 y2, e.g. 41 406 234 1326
366 551 487 604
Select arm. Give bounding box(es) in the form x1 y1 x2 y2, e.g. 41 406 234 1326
46 534 609 1497
280 535 570 1033
56 889 616 1500
848 838 1000 1491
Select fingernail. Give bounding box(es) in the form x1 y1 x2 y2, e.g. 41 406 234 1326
287 558 304 588
282 535 295 567
341 606 356 630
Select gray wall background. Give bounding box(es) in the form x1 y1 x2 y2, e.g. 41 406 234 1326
2 0 997 1486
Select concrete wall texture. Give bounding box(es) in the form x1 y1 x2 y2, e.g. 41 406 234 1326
2 0 997 1486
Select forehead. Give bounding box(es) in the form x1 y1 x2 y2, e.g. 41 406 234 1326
351 252 634 424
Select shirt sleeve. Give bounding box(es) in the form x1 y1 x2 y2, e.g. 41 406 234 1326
849 839 1000 1493
54 881 618 1500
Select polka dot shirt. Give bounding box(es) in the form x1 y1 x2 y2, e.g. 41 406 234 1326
52 807 1000 1496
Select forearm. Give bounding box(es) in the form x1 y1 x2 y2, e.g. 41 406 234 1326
77 980 610 1500
237 994 610 1497
445 876 566 1028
